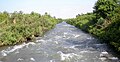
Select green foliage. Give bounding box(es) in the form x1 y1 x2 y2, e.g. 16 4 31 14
0 11 58 46
57 18 64 23
67 0 120 52
66 13 96 32
94 0 118 19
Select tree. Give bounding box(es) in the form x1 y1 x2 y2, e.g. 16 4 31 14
94 0 118 19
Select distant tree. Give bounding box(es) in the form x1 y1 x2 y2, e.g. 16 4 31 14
45 12 48 15
76 14 80 17
3 11 9 15
19 11 23 14
31 11 35 15
30 11 41 18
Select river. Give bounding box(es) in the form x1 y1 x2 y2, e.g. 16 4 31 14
0 22 119 62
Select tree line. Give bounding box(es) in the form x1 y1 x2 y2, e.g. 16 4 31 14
0 11 58 46
66 0 120 52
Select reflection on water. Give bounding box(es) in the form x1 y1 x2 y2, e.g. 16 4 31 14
0 22 119 62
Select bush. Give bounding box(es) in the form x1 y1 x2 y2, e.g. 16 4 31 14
0 11 58 46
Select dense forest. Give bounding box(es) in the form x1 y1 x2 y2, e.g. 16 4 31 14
67 0 120 52
0 11 59 46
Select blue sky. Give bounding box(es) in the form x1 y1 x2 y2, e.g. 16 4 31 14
0 0 97 18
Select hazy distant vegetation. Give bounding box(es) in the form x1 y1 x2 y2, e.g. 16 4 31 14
0 11 58 46
67 0 120 52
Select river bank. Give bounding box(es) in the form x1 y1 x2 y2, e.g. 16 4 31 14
0 11 58 46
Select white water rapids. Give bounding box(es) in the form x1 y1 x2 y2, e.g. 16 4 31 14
0 22 119 62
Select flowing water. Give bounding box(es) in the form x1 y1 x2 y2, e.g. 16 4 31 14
0 22 119 62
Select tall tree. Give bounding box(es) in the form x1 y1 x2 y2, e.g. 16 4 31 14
94 0 118 19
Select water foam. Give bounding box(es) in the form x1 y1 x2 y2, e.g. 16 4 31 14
64 32 68 35
0 42 35 56
54 41 58 44
37 39 45 42
30 58 35 61
74 35 80 38
50 60 55 62
80 51 89 54
54 36 61 39
57 51 81 61
17 58 24 61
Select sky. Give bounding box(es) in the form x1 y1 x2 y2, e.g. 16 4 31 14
0 0 97 19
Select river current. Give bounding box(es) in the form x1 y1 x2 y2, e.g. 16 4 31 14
0 22 119 62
